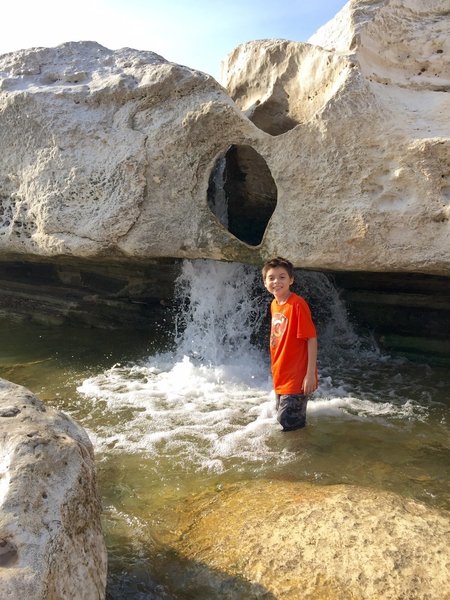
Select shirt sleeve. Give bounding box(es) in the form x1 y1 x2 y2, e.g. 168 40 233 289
296 299 317 339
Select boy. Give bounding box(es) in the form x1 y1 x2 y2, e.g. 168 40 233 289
262 257 318 431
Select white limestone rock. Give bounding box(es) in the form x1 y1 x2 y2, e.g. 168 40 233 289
221 0 450 274
0 1 449 275
0 41 260 262
0 378 107 599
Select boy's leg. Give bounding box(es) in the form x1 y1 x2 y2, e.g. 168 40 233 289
275 394 308 431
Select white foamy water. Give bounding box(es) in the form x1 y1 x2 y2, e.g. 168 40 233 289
79 357 274 471
78 260 429 471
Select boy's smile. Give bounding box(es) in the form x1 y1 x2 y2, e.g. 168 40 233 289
264 266 294 304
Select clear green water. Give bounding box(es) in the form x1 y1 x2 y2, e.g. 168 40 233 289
1 268 449 599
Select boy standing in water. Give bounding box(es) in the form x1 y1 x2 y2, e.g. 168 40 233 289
262 257 318 431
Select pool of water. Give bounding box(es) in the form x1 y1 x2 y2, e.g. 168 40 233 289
1 260 449 599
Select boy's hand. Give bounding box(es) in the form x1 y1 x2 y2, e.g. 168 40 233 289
302 372 317 395
303 338 318 395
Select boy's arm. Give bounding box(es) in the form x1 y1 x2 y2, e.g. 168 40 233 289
302 337 318 395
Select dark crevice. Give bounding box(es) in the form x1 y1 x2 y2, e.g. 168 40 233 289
207 144 277 246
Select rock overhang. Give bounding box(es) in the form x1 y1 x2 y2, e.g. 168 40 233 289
0 0 448 276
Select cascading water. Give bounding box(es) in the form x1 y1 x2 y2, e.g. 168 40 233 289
79 260 274 470
173 260 266 366
78 259 433 473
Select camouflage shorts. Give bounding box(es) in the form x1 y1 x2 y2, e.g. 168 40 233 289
275 393 308 431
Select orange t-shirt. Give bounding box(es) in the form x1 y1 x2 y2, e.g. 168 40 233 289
269 292 317 394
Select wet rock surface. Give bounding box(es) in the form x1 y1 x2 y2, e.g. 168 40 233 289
159 480 450 600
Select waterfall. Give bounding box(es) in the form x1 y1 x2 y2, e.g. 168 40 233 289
79 259 425 469
207 155 228 228
292 270 380 363
173 259 266 365
171 260 376 368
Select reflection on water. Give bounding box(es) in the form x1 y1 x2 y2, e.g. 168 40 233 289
0 260 449 599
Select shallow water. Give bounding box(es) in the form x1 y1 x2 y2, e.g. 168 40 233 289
1 260 449 599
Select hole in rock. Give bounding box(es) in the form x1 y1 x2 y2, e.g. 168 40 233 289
0 539 18 567
207 144 277 246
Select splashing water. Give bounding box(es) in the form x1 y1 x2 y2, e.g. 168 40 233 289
79 260 273 470
78 259 433 471
173 259 266 365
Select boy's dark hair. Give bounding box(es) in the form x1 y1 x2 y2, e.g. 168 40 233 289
261 257 294 280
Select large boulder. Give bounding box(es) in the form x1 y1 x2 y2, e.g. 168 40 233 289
0 378 107 599
220 0 450 274
159 480 450 599
0 0 449 275
0 41 262 264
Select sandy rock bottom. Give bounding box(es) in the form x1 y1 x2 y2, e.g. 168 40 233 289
156 480 450 600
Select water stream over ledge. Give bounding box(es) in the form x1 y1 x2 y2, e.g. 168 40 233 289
0 259 449 598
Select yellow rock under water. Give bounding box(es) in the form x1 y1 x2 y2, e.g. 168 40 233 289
158 480 450 600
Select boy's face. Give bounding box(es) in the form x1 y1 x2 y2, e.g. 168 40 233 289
264 266 293 303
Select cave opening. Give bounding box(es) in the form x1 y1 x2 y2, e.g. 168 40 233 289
207 144 277 246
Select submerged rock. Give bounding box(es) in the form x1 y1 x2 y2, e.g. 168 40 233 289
0 378 107 599
160 480 450 600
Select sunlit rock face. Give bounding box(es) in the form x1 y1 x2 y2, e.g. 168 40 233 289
0 42 268 264
220 39 352 136
0 1 449 275
0 379 107 598
221 0 450 275
160 480 450 600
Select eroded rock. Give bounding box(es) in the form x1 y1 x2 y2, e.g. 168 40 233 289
0 378 107 599
221 0 450 274
221 39 353 135
0 41 263 264
159 480 450 599
0 2 449 275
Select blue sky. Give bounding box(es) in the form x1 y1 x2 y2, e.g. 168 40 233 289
2 0 347 79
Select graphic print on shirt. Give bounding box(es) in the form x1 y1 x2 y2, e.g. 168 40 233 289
270 312 288 348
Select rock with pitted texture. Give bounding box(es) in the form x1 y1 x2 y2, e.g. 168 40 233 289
159 480 450 600
0 41 261 264
0 378 107 599
221 0 450 274
1 1 450 275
